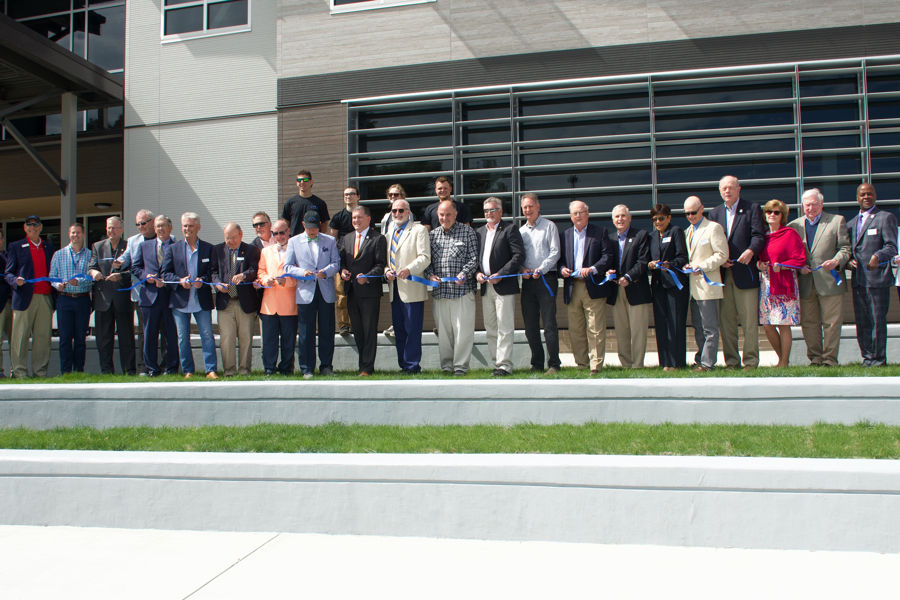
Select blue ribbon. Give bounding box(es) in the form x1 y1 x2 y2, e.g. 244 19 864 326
382 271 440 288
279 272 322 282
116 278 219 292
673 266 724 287
657 264 684 291
24 273 92 285
775 263 843 286
588 272 617 286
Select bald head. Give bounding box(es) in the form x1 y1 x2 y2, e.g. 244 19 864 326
684 196 704 226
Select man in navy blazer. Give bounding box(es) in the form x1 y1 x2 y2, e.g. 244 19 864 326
161 212 219 379
848 183 898 367
605 205 652 369
709 176 765 370
132 215 179 376
283 211 340 378
4 216 56 378
558 201 614 373
213 223 261 377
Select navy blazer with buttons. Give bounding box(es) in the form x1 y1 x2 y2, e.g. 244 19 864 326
476 220 525 297
4 237 56 311
132 236 177 307
212 241 261 314
558 223 615 303
607 226 652 307
708 197 766 289
161 238 217 312
0 250 11 308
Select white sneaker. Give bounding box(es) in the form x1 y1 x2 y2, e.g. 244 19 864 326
383 326 395 338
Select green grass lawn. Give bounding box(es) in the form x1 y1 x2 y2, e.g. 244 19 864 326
2 422 899 458
2 363 899 384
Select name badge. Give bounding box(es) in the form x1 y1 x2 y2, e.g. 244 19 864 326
454 241 464 246
21 243 29 248
661 237 671 244
236 257 244 261
700 239 710 246
867 228 878 236
201 258 210 263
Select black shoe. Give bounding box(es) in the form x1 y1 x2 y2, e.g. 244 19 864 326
319 367 334 376
454 369 466 376
530 366 542 372
264 370 276 376
400 368 412 375
491 368 510 377
146 371 160 378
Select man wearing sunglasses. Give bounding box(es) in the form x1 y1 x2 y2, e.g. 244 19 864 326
121 209 157 375
250 212 275 251
257 220 298 375
282 170 330 238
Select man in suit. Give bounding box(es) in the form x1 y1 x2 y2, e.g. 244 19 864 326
605 205 652 369
257 220 297 375
132 215 179 377
787 189 851 367
250 211 275 251
340 206 387 376
213 223 260 377
384 199 431 374
283 211 340 378
476 197 524 377
847 183 898 367
87 217 134 375
0 229 13 378
709 175 766 371
49 222 93 374
4 216 56 378
559 201 614 374
683 196 728 372
120 209 156 374
330 186 360 336
162 212 219 379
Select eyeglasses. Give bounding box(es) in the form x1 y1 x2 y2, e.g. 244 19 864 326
297 177 311 183
651 216 668 222
391 208 406 214
484 208 501 214
344 192 358 197
25 222 41 228
273 230 288 236
684 210 700 216
135 220 151 227
252 222 268 228
388 193 402 198
765 210 781 215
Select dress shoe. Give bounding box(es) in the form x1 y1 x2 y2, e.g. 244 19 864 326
138 372 148 378
545 367 559 375
491 368 510 377
530 366 543 373
264 370 276 376
399 368 412 375
358 371 371 377
339 325 350 335
453 369 466 376
319 367 334 376
742 365 757 372
184 372 193 379
663 367 676 372
692 366 712 372
206 372 219 380
590 369 600 375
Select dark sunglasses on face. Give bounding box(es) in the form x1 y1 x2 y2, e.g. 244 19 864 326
273 230 288 236
651 216 667 222
765 210 781 215
391 208 406 214
135 220 151 227
252 222 268 228
684 210 700 216
297 177 311 183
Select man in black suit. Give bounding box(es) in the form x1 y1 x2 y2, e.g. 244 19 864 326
0 229 12 378
709 175 765 370
605 205 652 369
340 206 387 376
162 212 219 379
476 197 524 376
848 183 898 367
213 223 261 377
87 216 135 375
132 215 179 377
559 201 614 374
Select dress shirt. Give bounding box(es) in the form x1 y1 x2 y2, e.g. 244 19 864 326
481 222 498 275
123 232 153 301
353 227 370 258
520 216 560 274
573 225 587 275
49 244 93 294
424 222 478 299
176 243 201 314
256 236 276 249
856 206 875 238
723 201 738 237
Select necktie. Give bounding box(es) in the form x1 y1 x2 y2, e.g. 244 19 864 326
857 213 866 241
390 224 403 270
228 249 238 298
354 233 361 258
157 241 164 266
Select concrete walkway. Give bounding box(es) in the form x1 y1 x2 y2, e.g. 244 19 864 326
1 525 896 599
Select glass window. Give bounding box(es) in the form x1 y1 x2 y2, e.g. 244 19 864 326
520 166 650 191
871 153 900 174
87 6 124 71
163 0 248 38
869 100 900 121
800 103 859 124
359 177 437 202
107 106 124 128
802 154 862 177
870 180 900 201
19 13 73 52
73 10 86 58
331 0 436 14
164 5 203 35
462 155 512 170
358 131 451 153
867 72 900 94
656 137 794 159
462 173 512 195
654 82 792 107
519 92 648 117
537 191 652 218
357 158 453 177
802 134 861 151
520 146 649 167
461 103 509 121
208 0 248 30
520 117 649 142
803 180 864 204
799 77 858 97
6 0 71 19
655 107 793 133
358 108 451 129
460 126 510 146
657 159 796 186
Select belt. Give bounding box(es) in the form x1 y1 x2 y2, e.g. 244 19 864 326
59 292 90 298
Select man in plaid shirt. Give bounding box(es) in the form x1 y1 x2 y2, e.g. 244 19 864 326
426 200 479 375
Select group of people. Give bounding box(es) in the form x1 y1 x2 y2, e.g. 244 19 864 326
0 170 897 379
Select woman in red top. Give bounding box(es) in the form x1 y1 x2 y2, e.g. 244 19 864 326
757 199 807 368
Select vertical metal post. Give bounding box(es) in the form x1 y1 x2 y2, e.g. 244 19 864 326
510 88 519 224
648 76 657 208
794 65 803 210
60 92 78 245
861 60 872 184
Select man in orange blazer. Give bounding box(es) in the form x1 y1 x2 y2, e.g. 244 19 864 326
257 219 298 375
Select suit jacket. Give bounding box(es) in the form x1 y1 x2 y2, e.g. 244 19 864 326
0 250 11 308
282 232 340 305
686 218 728 301
606 227 652 306
4 237 56 311
258 244 297 316
131 237 177 308
709 198 766 289
476 220 525 296
787 213 850 298
161 238 217 311
385 221 432 303
341 228 387 299
558 223 615 304
650 225 689 292
212 241 261 314
847 206 898 289
88 237 131 312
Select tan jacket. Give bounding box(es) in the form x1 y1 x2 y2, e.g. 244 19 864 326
787 212 850 298
386 221 432 303
686 218 728 301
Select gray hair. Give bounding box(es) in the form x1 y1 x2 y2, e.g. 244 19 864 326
568 200 590 213
719 175 740 187
136 209 156 221
155 215 173 227
106 216 124 227
520 192 539 204
391 199 410 211
611 204 630 216
801 188 824 204
352 205 371 217
483 197 502 209
224 222 242 234
182 212 200 225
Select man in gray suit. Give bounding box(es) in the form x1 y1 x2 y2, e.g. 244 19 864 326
847 183 898 367
788 189 850 367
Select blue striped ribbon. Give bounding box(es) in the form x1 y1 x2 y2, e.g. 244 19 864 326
775 263 843 286
657 264 684 291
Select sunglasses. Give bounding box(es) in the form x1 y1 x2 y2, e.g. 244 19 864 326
252 222 268 228
273 230 288 236
388 193 402 198
765 210 781 215
297 177 311 183
391 208 407 214
25 222 41 228
684 210 700 216
484 208 501 214
135 220 151 227
651 216 668 222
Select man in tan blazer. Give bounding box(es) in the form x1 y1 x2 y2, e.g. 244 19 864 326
684 196 728 371
257 220 298 375
788 189 850 367
384 199 432 374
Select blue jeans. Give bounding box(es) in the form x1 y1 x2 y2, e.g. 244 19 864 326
56 294 92 374
172 309 217 374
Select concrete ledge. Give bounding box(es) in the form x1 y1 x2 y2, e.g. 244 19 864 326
2 378 900 428
2 450 898 553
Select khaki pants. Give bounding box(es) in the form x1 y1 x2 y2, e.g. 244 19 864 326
719 269 759 368
335 276 350 331
11 294 53 378
482 284 516 372
218 301 256 376
0 300 12 376
613 286 649 368
800 288 844 366
433 292 476 373
567 281 606 371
